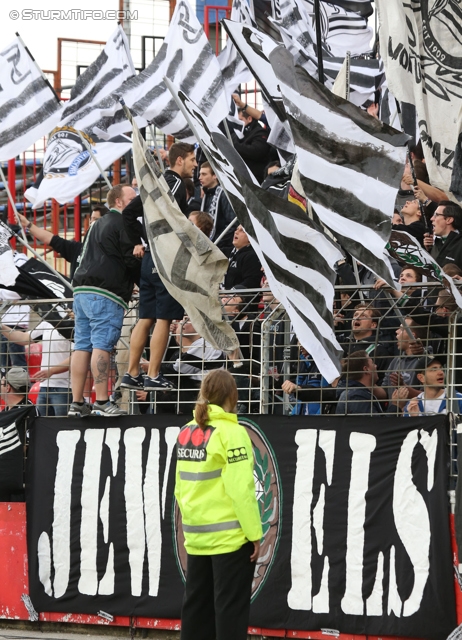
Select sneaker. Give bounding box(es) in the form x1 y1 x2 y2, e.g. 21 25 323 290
68 401 92 417
91 401 127 416
120 372 145 390
144 373 177 390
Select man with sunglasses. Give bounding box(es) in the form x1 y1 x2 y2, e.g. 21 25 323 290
423 200 462 269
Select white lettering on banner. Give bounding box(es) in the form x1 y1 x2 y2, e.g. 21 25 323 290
288 429 434 618
392 429 432 617
124 427 146 598
38 427 177 599
78 429 104 595
50 430 81 598
341 433 376 616
144 429 161 597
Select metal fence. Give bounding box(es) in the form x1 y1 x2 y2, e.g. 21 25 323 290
0 282 460 419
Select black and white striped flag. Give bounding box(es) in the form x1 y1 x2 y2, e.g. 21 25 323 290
165 81 344 382
270 45 409 286
271 0 383 107
95 0 228 142
218 0 255 96
24 26 134 209
125 106 239 354
0 37 62 162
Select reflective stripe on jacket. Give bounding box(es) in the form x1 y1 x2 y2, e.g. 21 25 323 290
174 404 262 555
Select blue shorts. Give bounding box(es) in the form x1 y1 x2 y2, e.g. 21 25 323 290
73 293 124 352
139 252 184 320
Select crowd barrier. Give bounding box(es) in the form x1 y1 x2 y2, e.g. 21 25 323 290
1 283 462 638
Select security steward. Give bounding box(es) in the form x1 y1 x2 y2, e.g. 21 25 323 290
174 369 262 640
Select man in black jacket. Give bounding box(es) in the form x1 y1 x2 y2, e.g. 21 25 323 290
232 108 276 184
424 200 462 269
223 226 262 290
70 184 139 417
120 145 195 393
17 205 107 279
336 350 383 415
199 161 236 249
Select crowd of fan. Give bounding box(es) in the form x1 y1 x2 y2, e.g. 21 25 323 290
0 109 461 432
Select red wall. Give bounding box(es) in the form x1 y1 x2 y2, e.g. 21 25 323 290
0 502 460 639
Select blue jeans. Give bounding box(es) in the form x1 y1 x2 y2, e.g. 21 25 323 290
37 387 71 416
0 333 27 369
73 293 125 352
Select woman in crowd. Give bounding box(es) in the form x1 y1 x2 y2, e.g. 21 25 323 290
174 369 262 640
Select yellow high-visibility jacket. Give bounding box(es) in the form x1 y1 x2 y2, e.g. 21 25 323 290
174 404 263 555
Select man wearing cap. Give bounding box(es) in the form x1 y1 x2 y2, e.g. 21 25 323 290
0 367 38 501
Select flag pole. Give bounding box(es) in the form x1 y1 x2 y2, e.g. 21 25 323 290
147 123 165 173
0 220 74 292
222 118 234 144
314 0 325 84
0 166 30 246
407 144 429 232
345 51 351 101
75 131 113 190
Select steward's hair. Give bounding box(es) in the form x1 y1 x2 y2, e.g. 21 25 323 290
168 142 195 167
194 369 238 430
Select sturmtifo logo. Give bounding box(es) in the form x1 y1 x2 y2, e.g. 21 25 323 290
173 417 282 600
43 127 94 178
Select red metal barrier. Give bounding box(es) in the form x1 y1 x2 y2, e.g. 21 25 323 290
0 502 459 637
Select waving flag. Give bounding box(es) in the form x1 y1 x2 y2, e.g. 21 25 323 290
92 0 228 142
24 26 134 209
0 37 62 161
270 46 409 286
377 0 462 196
165 80 344 382
271 0 383 107
218 0 255 95
125 106 238 353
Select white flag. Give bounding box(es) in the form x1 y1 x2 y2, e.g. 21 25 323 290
24 26 134 209
0 37 62 161
377 0 462 196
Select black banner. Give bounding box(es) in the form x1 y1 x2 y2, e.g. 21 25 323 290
26 414 455 639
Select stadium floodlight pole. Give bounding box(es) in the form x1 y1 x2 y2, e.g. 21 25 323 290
0 219 74 292
75 130 113 190
314 0 325 84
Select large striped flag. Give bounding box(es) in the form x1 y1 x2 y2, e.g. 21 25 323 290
218 0 255 96
270 0 383 107
94 0 228 142
377 0 462 196
0 37 62 161
124 106 238 354
164 80 344 382
270 45 409 286
24 26 134 209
